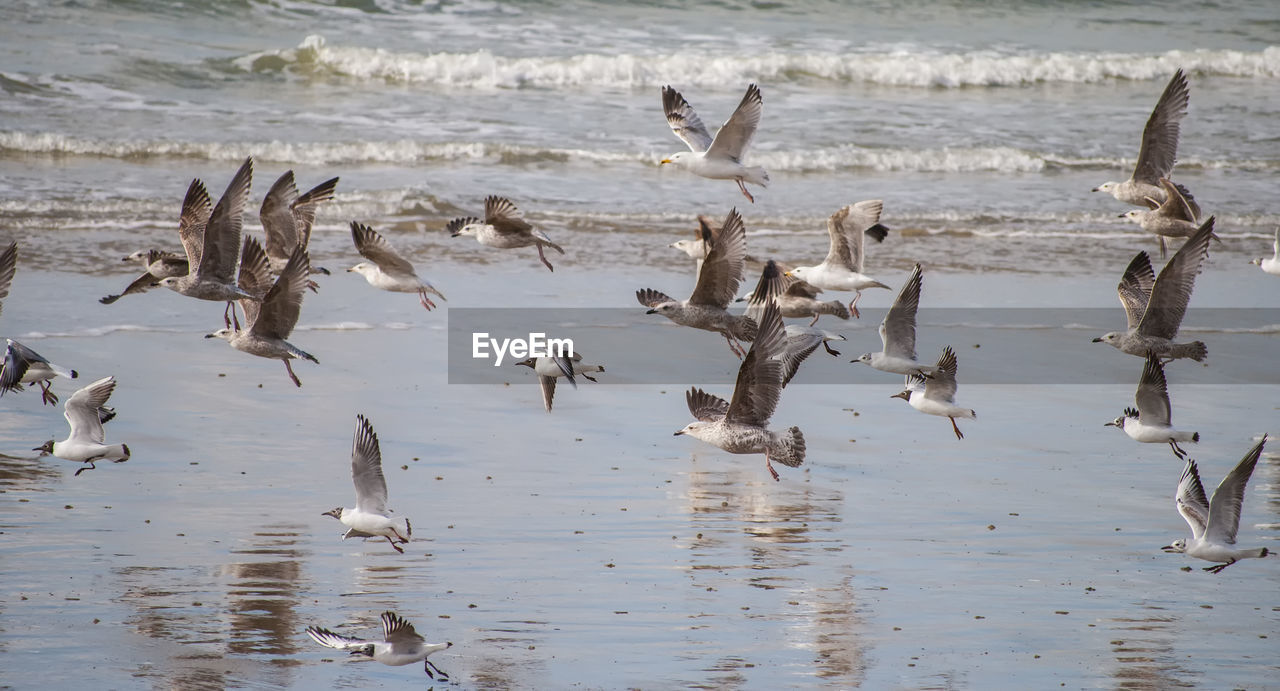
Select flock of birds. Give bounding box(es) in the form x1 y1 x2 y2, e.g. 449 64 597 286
1 70 1278 677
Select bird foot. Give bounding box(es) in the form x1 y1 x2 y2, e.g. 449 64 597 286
1203 562 1232 574
284 360 302 388
74 462 97 477
419 291 437 311
387 537 405 554
537 244 555 272
822 342 841 357
1169 441 1187 460
736 178 755 204
950 417 965 440
809 315 819 327
581 373 598 383
766 458 780 481
849 293 863 319
39 382 58 406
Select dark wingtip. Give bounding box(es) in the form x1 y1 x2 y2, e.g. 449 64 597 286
70 370 79 378
99 295 119 305
864 223 890 243
1191 432 1200 442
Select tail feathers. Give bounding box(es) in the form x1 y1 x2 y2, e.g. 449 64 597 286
735 316 759 342
398 517 412 542
753 168 770 186
820 300 851 320
770 426 806 468
1175 341 1208 362
119 443 131 460
1261 547 1270 558
290 345 320 364
1191 432 1200 442
540 238 566 254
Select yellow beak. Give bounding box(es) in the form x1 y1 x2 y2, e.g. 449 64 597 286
660 158 671 165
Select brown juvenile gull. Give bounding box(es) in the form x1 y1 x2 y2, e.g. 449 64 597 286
159 157 259 326
306 611 450 679
1120 177 1213 259
851 263 939 378
259 170 338 276
1105 352 1199 459
660 83 768 203
785 201 891 318
891 345 976 440
33 376 130 476
348 222 446 310
515 352 604 412
1163 436 1271 574
206 239 317 387
102 179 208 304
745 258 850 326
675 301 805 481
322 415 412 554
1093 69 1201 217
637 207 757 358
1093 217 1214 362
447 196 564 271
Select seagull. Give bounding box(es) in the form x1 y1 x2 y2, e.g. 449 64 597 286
637 208 757 358
0 339 79 405
1093 217 1214 362
1105 352 1199 458
1163 436 1271 573
660 83 768 203
891 346 976 440
515 352 604 412
260 170 338 276
447 196 564 272
851 263 939 377
785 201 891 318
784 324 846 359
1093 69 1201 217
670 215 720 262
159 157 260 327
101 249 190 304
675 301 806 481
1250 227 1280 275
322 414 412 553
744 259 850 326
206 239 317 387
1119 177 1208 259
306 611 452 679
347 222 445 310
33 376 130 476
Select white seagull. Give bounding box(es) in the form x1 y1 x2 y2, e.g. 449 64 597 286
785 201 891 318
515 352 604 412
1093 217 1214 362
1093 69 1200 217
1105 352 1199 458
851 263 939 377
447 196 564 272
348 221 446 310
322 414 412 553
1163 436 1271 573
675 301 806 481
34 376 130 476
891 346 976 440
1250 227 1280 276
306 611 451 679
660 83 768 203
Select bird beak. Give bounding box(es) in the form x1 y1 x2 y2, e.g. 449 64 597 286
783 271 793 277
203 333 217 339
1091 186 1101 192
646 309 658 314
660 158 671 165
1160 544 1176 552
1091 337 1103 343
673 430 684 436
321 509 340 518
450 230 462 237
345 267 355 272
1117 213 1127 218
1103 420 1118 427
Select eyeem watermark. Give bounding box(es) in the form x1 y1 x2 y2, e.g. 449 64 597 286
472 332 575 366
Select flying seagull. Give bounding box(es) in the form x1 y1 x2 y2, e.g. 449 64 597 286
891 345 976 440
1093 217 1214 362
785 201 891 318
33 376 130 476
260 170 338 276
744 259 850 326
101 249 190 305
1163 436 1271 573
515 352 604 412
322 414 412 553
1105 352 1199 458
347 222 446 311
851 263 938 377
447 196 564 271
1119 177 1208 259
660 83 768 203
0 243 78 404
1250 227 1280 276
306 611 451 679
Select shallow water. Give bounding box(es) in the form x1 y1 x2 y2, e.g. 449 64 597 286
2 0 1279 688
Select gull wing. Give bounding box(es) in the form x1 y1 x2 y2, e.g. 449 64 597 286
743 259 787 325
350 414 389 515
260 171 300 263
100 271 163 305
662 85 713 153
538 375 557 412
0 241 16 317
291 176 338 250
1156 177 1197 223
306 626 370 652
0 339 49 394
688 208 747 308
351 222 416 278
237 236 273 327
1204 436 1267 546
1131 69 1189 186
196 157 253 283
1134 353 1173 426
882 263 923 360
176 179 212 268
686 387 730 422
696 215 719 244
484 196 534 236
1175 458 1210 540
636 288 677 308
1137 217 1214 339
778 330 822 386
705 83 763 162
823 201 883 272
725 301 786 426
249 245 309 340
381 611 425 646
922 346 959 404
64 376 116 445
1116 251 1155 330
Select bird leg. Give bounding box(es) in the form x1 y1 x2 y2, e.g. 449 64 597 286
38 381 58 406
1158 236 1167 261
223 301 234 329
723 333 744 359
809 314 819 327
1203 560 1234 574
949 416 965 440
822 342 841 357
848 291 863 319
73 461 97 477
1169 440 1187 460
765 456 780 482
537 243 555 272
283 359 302 388
306 279 320 294
385 536 405 554
232 302 242 332
418 288 437 311
735 178 755 204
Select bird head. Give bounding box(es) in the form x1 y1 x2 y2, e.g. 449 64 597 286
851 353 874 365
346 262 373 276
1119 210 1144 222
1092 182 1117 193
890 389 912 402
646 302 677 316
122 250 147 263
205 328 233 340
1103 416 1125 429
674 421 709 438
514 358 537 369
661 152 691 168
321 507 344 520
156 276 181 290
33 440 54 455
1092 332 1120 345
1162 539 1187 553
